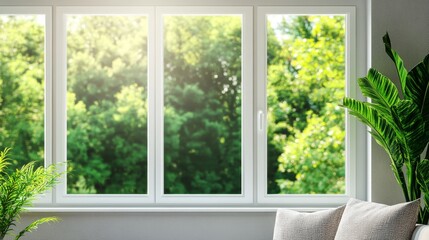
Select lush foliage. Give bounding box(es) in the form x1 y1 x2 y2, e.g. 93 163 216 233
267 16 346 194
0 148 60 240
66 16 149 194
1 15 346 195
0 16 45 169
343 33 429 224
163 16 242 193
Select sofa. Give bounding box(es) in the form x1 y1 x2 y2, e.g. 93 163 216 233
273 198 428 240
412 225 429 240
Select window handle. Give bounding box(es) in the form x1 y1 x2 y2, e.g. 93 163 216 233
258 110 264 132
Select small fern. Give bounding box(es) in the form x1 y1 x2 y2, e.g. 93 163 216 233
0 148 60 240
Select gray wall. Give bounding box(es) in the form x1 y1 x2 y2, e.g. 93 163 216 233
4 0 429 239
18 212 276 240
370 0 429 205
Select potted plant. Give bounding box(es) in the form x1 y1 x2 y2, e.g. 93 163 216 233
342 33 429 224
0 148 60 240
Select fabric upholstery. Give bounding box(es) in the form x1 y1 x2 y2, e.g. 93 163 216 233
412 224 429 240
334 198 419 240
273 205 345 240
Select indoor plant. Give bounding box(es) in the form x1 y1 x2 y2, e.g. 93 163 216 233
343 33 429 224
0 148 60 240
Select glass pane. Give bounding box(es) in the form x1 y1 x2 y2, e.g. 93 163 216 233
66 15 148 194
163 15 242 194
0 15 45 170
266 15 346 194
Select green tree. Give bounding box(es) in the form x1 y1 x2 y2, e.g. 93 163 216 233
267 16 346 194
66 16 148 194
1 14 347 196
163 16 242 194
0 16 45 170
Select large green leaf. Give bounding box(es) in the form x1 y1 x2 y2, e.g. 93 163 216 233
417 160 429 202
343 97 408 199
383 33 408 96
406 54 429 160
358 68 400 119
405 54 429 121
342 98 402 165
391 100 427 163
359 68 400 107
417 159 429 224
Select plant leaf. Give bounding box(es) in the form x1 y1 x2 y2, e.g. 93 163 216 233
358 68 400 109
0 148 11 176
358 68 401 122
383 32 408 96
417 159 429 207
391 100 427 163
342 98 402 166
14 217 58 240
343 97 410 200
405 54 429 122
0 148 60 238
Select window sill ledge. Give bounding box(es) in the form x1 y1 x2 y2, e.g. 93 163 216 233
25 207 330 213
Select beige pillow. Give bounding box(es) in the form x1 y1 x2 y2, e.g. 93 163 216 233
335 198 419 240
273 205 345 240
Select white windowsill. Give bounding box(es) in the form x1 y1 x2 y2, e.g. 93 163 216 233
25 207 330 213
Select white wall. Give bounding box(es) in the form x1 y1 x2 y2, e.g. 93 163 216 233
4 0 429 239
370 0 429 205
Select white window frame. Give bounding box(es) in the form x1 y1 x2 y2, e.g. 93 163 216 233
10 3 368 208
55 6 156 204
256 6 366 207
155 6 254 204
0 6 53 204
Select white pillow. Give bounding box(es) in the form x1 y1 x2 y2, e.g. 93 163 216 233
335 198 419 240
273 205 345 240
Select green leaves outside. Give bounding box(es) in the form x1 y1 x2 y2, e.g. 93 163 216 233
2 15 349 197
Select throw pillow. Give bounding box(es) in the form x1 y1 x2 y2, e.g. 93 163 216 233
334 198 419 240
273 205 345 240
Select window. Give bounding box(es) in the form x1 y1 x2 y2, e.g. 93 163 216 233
266 14 347 195
2 3 366 207
257 7 364 206
162 14 243 195
56 7 155 204
0 7 51 203
155 7 253 204
56 6 252 204
66 15 149 195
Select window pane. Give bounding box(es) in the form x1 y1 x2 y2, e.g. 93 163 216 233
163 15 242 194
266 15 346 194
0 15 45 170
66 15 148 194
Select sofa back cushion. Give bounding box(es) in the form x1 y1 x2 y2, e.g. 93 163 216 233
334 198 419 240
273 205 345 240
